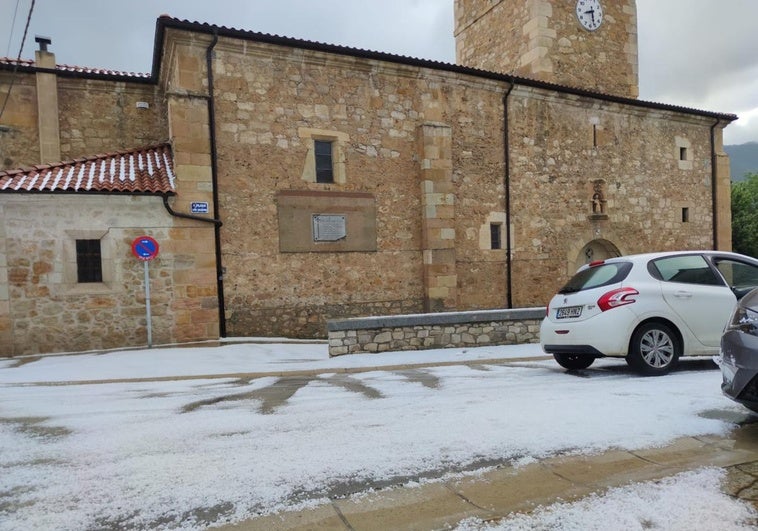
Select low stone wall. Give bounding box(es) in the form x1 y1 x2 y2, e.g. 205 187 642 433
327 307 546 356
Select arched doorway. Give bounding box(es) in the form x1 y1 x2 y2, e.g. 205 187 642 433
574 239 621 271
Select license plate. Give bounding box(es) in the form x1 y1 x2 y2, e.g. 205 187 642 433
556 305 582 319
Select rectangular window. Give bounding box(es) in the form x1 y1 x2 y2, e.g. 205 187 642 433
681 207 689 222
490 223 502 250
314 140 334 183
76 239 102 283
679 147 688 161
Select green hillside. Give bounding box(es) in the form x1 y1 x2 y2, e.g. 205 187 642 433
726 142 758 181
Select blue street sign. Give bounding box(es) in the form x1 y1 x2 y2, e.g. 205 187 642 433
191 202 209 214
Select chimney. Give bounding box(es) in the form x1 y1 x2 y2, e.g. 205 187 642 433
34 35 61 164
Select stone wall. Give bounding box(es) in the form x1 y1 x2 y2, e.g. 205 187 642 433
0 17 733 350
233 299 423 340
58 78 166 159
507 87 726 306
0 194 218 356
0 70 166 170
327 308 545 356
161 26 730 339
165 34 514 337
454 0 638 98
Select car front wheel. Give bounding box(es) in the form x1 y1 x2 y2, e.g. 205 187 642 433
626 322 680 376
553 353 595 370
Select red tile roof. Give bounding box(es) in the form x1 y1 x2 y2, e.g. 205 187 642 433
0 57 150 78
0 144 176 195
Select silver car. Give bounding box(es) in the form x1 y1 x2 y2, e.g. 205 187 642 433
720 288 758 412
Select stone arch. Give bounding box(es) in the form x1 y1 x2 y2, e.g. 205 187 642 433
573 239 622 271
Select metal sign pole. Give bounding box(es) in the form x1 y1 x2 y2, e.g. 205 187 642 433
144 260 152 348
131 235 159 349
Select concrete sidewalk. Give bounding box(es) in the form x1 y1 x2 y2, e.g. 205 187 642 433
215 424 758 531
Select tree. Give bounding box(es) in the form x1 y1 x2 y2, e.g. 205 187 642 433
732 172 758 258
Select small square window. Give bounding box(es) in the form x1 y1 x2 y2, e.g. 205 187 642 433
76 239 102 283
490 223 502 250
314 140 334 183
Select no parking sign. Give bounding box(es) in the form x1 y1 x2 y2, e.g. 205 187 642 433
131 235 159 261
131 235 159 347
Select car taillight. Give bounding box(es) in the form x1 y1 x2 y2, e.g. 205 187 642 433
726 305 758 337
597 287 639 312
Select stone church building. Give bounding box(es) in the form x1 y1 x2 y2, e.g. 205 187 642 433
0 0 736 355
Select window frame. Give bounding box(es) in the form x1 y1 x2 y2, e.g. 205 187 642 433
64 229 111 293
298 128 349 185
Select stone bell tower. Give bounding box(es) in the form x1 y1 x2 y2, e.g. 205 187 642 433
454 0 639 98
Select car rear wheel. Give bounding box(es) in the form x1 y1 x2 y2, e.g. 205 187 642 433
553 353 595 370
626 322 680 376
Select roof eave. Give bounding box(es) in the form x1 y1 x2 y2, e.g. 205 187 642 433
0 189 176 197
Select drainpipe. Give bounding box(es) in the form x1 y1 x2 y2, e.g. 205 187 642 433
710 118 720 250
206 31 227 337
503 82 515 309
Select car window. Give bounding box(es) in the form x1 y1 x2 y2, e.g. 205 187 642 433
649 255 723 286
713 259 758 289
558 262 632 294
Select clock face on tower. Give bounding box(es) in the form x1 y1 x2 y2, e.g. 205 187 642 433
576 0 604 31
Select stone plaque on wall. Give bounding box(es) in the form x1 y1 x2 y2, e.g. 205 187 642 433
277 191 376 253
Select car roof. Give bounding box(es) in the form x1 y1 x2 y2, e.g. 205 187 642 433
574 250 758 273
600 250 754 263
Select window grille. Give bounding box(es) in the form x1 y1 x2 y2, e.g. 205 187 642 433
76 239 102 283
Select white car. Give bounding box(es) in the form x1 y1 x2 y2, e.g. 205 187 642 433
540 251 758 375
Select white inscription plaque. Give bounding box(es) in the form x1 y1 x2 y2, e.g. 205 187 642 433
312 214 347 241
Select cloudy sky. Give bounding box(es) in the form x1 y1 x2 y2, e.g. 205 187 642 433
2 0 757 145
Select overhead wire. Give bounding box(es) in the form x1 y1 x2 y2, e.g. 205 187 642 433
5 0 21 57
0 0 37 124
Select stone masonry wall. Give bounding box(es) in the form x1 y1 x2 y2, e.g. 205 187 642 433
454 0 638 98
163 28 728 339
507 87 726 307
234 299 423 340
327 308 544 356
207 39 431 337
0 73 40 170
58 78 167 160
0 71 166 171
173 35 514 337
0 14 732 352
0 194 218 356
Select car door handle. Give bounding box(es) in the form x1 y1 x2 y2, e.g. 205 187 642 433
674 290 692 299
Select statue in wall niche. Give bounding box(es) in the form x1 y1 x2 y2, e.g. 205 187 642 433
591 180 607 216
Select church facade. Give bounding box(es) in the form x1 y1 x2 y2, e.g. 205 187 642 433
0 0 736 355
